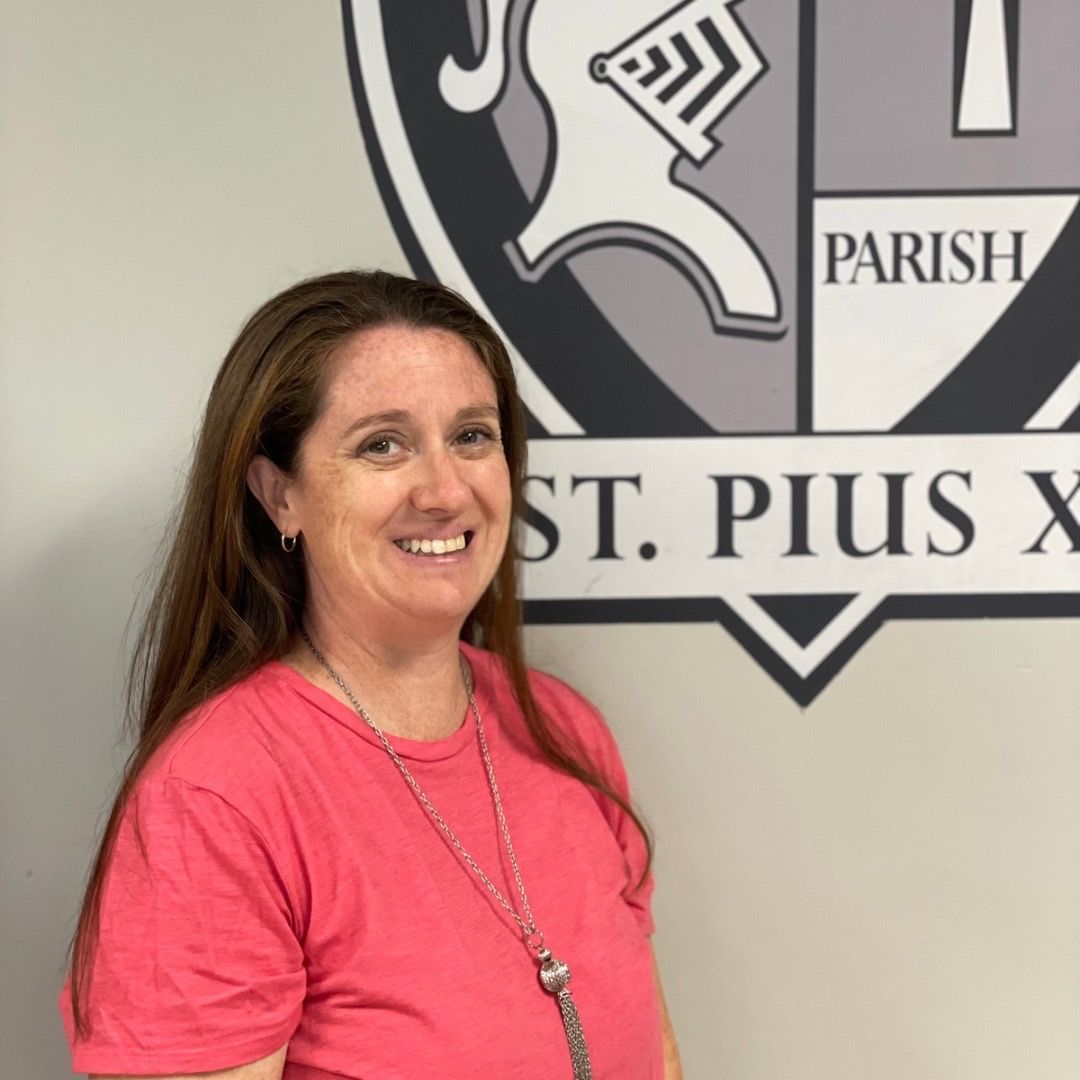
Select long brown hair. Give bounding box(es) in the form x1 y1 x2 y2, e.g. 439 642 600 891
67 269 651 1037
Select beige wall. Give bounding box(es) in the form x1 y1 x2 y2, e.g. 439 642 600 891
2 4 1077 1078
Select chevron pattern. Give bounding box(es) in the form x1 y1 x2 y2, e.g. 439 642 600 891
592 0 767 163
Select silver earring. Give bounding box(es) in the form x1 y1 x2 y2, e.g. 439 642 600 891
281 533 297 553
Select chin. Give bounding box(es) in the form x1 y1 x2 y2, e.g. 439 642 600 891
397 593 485 630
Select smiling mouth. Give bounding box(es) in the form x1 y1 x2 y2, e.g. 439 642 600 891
393 531 473 556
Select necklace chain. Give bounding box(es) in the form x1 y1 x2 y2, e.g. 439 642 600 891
300 630 541 949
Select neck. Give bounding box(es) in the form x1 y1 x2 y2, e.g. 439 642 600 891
284 612 469 742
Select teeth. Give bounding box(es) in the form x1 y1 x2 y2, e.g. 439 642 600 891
396 533 468 555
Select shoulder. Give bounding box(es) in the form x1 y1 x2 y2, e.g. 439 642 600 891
460 642 619 765
106 663 318 936
461 640 599 714
139 661 303 805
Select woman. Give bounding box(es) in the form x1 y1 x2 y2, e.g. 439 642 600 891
60 270 682 1079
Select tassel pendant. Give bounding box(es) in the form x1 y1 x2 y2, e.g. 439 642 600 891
538 949 592 1079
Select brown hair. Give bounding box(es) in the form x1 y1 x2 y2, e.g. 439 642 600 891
67 269 651 1037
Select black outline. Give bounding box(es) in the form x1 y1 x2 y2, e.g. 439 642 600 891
895 203 1080 432
666 159 787 332
796 0 815 432
344 2 1079 706
515 0 560 232
343 0 715 438
817 186 1078 199
952 0 1020 138
503 425 1071 445
532 430 1080 440
590 0 770 167
506 208 786 337
525 592 1080 707
342 1 433 283
602 0 703 60
438 0 514 117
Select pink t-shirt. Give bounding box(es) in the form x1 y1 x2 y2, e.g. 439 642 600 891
59 644 662 1078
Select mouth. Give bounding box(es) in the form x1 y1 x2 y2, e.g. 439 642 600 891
393 530 473 556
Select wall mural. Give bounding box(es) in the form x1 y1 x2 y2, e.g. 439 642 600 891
343 0 1079 704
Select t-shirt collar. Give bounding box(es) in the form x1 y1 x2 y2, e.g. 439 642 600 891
266 650 488 763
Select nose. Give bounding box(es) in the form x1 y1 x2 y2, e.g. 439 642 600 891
411 445 471 515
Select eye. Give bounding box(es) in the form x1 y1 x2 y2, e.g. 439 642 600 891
457 426 497 446
360 432 402 456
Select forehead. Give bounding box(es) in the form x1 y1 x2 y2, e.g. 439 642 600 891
321 324 497 411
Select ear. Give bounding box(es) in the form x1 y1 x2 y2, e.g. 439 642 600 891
247 454 299 537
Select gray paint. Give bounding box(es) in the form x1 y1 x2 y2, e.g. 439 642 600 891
490 0 800 431
815 0 1080 190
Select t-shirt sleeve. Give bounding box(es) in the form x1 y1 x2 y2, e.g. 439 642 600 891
59 775 305 1075
588 712 656 936
539 674 656 936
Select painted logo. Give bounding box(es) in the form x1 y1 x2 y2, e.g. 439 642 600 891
344 0 1079 703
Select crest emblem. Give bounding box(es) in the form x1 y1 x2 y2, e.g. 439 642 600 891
345 0 1079 703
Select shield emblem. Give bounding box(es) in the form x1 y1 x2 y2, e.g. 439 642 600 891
344 0 1080 702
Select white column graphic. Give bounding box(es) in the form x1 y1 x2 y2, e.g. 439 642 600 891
957 0 1014 132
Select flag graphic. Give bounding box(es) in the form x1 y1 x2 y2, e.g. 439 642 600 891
590 0 767 163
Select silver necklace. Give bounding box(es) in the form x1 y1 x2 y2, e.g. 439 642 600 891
301 630 592 1079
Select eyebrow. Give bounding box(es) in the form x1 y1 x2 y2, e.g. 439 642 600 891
340 404 500 441
340 410 410 440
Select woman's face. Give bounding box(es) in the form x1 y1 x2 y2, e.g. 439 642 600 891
269 324 512 642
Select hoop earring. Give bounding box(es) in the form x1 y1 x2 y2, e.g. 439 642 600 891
281 533 298 553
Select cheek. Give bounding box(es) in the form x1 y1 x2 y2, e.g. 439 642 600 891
488 476 514 565
298 486 369 566
485 462 513 525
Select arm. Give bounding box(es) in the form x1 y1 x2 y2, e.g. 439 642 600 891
91 1044 287 1080
64 779 305 1078
652 947 683 1080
